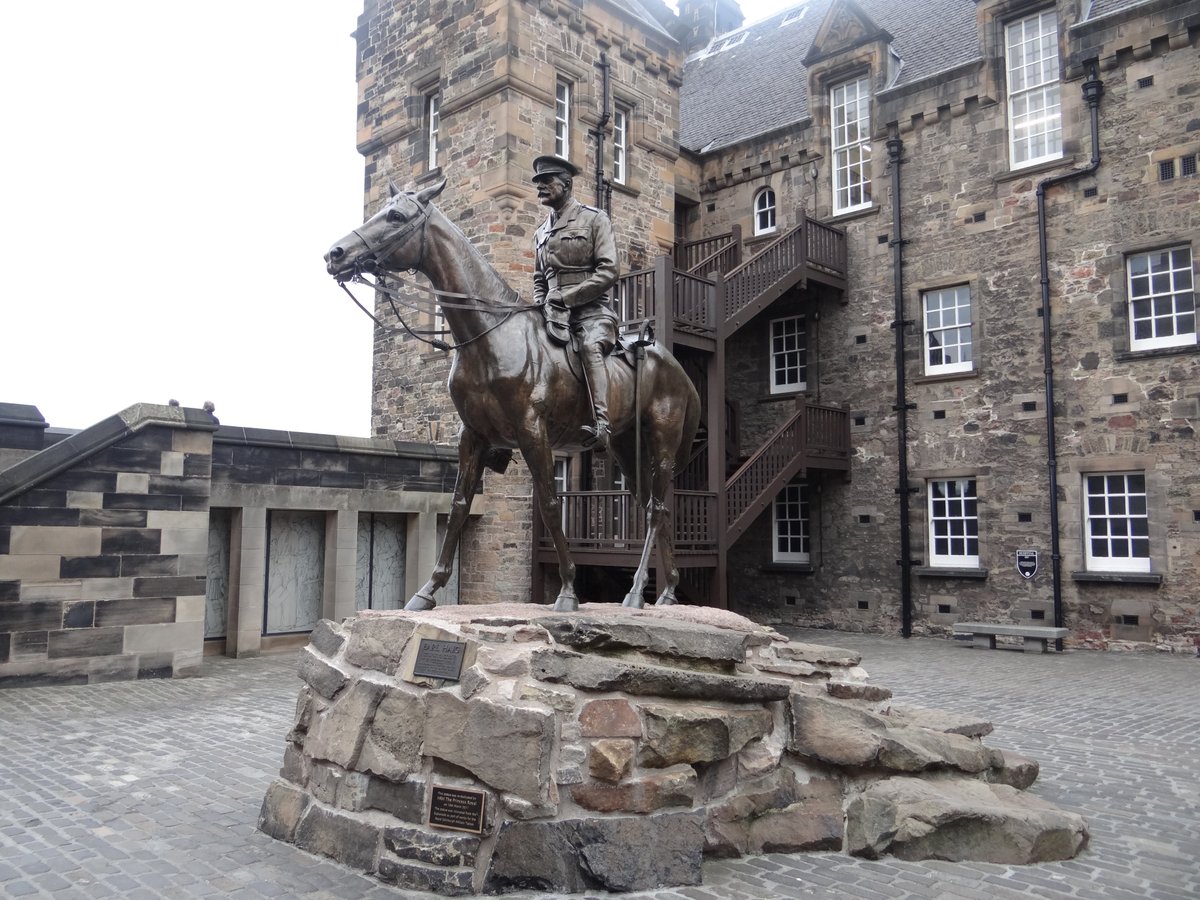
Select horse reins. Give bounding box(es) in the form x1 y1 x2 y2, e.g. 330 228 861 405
337 201 543 352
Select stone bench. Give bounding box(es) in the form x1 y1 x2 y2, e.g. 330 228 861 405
952 622 1069 653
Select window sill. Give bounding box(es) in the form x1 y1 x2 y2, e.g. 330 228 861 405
762 563 814 574
760 390 809 404
1115 343 1197 363
914 566 988 580
827 204 880 224
912 370 980 386
1072 570 1163 585
993 155 1074 185
611 180 640 200
417 167 444 184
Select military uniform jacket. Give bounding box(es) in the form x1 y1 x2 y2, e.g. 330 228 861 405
533 198 619 320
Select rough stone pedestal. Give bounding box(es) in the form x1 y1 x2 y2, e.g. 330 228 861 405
258 603 1087 895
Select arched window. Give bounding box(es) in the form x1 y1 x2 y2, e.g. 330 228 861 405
754 188 777 235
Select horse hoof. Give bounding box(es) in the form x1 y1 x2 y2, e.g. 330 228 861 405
654 592 677 607
404 594 436 611
622 592 645 609
553 593 579 612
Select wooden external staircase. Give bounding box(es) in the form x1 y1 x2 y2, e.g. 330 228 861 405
533 215 850 606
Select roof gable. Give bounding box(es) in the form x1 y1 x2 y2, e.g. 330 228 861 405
803 0 891 66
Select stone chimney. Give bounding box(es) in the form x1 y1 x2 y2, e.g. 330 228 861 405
675 0 745 54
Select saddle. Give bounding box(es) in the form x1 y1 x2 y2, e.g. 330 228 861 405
543 303 653 381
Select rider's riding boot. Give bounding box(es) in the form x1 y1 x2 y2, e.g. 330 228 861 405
581 341 611 450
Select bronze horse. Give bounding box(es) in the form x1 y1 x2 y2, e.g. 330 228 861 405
325 179 700 612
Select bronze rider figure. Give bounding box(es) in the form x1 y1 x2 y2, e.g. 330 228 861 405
532 155 619 449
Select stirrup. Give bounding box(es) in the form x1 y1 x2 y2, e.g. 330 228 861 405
581 423 610 450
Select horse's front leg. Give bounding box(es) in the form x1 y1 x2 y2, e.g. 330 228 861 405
622 500 657 609
405 428 489 611
519 428 578 612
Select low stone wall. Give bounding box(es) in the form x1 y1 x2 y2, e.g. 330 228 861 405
0 405 216 687
259 604 1087 894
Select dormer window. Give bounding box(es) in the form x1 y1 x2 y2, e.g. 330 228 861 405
753 187 777 236
831 76 871 214
1005 10 1062 169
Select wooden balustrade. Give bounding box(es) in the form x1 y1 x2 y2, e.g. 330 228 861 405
616 268 657 323
671 270 716 336
725 400 850 536
675 228 739 272
536 490 717 551
725 411 806 529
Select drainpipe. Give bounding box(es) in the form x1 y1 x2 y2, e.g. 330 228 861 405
1036 66 1104 651
591 53 612 213
887 132 914 638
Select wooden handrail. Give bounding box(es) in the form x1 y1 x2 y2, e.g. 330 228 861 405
724 400 850 539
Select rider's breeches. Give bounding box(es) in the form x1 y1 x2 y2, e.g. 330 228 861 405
581 341 609 427
572 307 617 428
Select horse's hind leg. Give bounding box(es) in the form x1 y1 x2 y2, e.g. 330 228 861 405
405 428 488 611
653 497 680 606
622 437 681 608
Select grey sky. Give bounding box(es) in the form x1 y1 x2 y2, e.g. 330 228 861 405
1 0 792 437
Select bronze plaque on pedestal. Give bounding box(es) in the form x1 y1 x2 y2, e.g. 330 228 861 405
428 786 486 833
412 638 467 681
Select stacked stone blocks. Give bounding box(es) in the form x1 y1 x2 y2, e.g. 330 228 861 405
259 604 1087 894
0 405 217 686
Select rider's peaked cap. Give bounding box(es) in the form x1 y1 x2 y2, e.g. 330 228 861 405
531 155 580 181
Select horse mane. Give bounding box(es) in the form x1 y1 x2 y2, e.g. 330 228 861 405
427 204 524 306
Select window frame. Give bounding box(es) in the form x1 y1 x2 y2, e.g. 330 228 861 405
927 478 980 568
1126 245 1196 352
922 284 974 376
612 105 629 185
555 78 572 159
1005 9 1063 170
772 479 811 564
753 187 777 236
426 92 440 170
1083 472 1151 573
769 314 807 395
830 75 872 215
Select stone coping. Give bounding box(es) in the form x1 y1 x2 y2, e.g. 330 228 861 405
214 424 456 462
0 402 48 428
0 403 218 505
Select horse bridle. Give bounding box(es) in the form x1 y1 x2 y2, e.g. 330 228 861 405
344 200 433 281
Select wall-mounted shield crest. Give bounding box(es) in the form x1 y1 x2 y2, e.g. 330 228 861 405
1017 549 1038 579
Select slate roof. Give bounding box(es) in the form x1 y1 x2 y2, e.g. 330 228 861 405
606 0 676 40
680 0 982 152
1085 0 1156 21
678 0 1167 153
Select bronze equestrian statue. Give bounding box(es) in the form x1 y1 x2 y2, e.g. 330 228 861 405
324 167 700 612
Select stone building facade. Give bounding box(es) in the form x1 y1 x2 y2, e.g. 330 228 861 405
359 0 1199 650
0 403 460 686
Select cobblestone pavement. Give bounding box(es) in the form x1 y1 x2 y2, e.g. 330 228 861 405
0 628 1196 899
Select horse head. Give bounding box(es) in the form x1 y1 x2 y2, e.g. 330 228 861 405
325 178 446 281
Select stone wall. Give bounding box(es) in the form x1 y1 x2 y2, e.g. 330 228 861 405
0 404 217 686
0 404 463 685
694 3 1200 650
208 426 462 657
